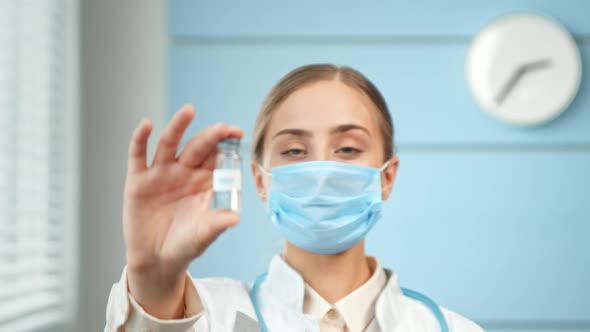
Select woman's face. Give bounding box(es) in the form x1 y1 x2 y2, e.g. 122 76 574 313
252 80 399 200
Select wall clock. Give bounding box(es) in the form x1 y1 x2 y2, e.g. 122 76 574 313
466 13 582 126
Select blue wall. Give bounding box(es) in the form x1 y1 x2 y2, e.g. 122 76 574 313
168 1 590 330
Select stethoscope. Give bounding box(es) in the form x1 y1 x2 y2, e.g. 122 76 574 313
249 272 449 332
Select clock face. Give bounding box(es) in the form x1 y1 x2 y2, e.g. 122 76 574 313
466 13 582 126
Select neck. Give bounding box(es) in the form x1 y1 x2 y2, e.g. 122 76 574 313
283 240 372 304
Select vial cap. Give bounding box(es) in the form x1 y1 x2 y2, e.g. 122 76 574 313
217 138 241 150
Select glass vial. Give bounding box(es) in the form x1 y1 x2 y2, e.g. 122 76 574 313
213 138 242 212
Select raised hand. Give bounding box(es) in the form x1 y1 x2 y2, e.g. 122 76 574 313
123 105 243 319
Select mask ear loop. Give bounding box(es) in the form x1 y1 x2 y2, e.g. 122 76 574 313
257 164 271 199
378 160 392 199
257 164 271 177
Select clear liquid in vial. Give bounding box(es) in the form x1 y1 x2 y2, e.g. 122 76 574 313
213 138 242 212
214 189 241 212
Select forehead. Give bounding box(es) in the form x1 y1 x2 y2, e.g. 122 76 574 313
267 80 378 133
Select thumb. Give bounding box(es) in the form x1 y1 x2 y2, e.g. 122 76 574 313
207 209 241 233
193 209 240 256
199 189 240 232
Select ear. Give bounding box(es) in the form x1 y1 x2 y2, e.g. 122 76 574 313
381 156 399 201
250 161 268 202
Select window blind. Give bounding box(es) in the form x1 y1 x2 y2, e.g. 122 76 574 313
0 0 78 331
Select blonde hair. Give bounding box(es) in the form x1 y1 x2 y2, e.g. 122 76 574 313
252 64 394 163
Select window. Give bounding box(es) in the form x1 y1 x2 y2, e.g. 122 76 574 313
0 0 78 331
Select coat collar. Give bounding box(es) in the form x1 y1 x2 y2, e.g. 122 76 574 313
260 254 405 331
262 254 306 311
375 269 405 330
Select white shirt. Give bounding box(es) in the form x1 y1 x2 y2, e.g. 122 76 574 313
105 255 485 332
303 257 386 332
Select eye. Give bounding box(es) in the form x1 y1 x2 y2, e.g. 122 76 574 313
336 146 362 155
281 148 306 156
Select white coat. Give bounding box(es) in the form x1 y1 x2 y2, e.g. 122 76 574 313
105 255 485 332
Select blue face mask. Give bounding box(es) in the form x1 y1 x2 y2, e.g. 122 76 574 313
259 160 389 255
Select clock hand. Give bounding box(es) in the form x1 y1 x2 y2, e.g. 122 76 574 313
495 65 527 105
495 58 553 105
522 58 552 72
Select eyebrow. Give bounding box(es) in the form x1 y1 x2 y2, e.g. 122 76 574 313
272 128 312 140
272 124 370 140
330 124 370 136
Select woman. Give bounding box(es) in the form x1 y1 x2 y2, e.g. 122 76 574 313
105 64 484 332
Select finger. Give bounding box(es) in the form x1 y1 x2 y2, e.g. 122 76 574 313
179 169 213 197
127 118 152 174
199 125 243 169
199 148 219 170
152 105 195 166
177 123 244 168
